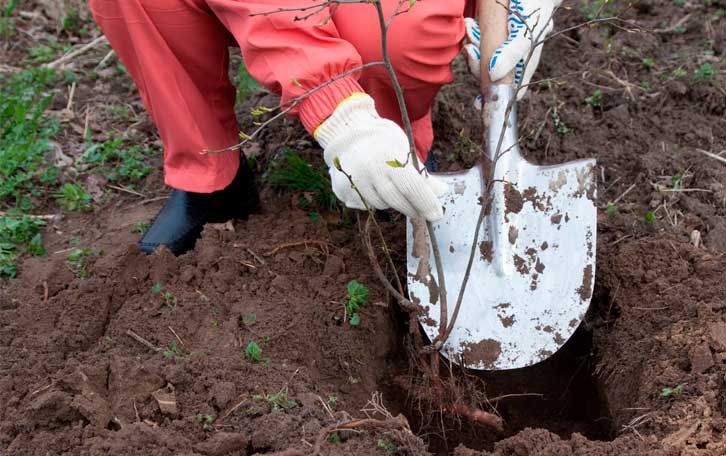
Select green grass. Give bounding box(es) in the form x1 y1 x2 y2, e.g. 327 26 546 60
0 0 18 39
0 214 46 277
264 149 337 212
0 68 60 211
81 138 153 183
584 89 603 109
245 341 269 363
54 183 92 211
237 60 260 103
694 63 714 82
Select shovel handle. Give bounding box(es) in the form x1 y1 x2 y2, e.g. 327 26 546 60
478 0 515 91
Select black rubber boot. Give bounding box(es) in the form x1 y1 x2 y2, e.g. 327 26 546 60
138 155 260 255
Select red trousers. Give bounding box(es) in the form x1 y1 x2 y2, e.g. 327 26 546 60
89 0 474 192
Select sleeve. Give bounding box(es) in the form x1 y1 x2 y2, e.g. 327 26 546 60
208 1 366 135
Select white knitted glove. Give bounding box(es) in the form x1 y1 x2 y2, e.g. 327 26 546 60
464 0 562 102
315 94 446 222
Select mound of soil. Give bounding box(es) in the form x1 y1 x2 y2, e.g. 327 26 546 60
2 0 726 455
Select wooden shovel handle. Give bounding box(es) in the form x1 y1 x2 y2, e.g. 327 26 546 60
478 0 515 91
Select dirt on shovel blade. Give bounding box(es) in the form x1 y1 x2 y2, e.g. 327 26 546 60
2 0 726 455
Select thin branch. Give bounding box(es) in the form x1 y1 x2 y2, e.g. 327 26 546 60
43 36 108 69
249 0 362 19
371 0 450 355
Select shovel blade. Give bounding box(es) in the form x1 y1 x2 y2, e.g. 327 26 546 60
406 158 597 370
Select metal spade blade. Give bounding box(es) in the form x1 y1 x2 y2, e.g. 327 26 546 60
406 85 597 370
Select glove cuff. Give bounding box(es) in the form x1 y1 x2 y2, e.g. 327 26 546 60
314 93 380 153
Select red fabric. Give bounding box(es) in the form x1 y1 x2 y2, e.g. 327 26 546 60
89 0 471 192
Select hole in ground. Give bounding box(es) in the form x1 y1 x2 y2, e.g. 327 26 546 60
386 296 615 455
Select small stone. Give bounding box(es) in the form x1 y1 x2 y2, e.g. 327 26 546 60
152 385 177 416
710 322 726 351
209 381 236 411
690 344 714 374
323 255 344 277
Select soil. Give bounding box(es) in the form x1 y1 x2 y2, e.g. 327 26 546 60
2 1 726 455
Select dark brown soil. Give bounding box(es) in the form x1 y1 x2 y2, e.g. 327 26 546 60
2 0 726 455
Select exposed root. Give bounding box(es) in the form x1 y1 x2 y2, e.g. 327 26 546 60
265 240 329 256
312 416 411 456
442 403 504 432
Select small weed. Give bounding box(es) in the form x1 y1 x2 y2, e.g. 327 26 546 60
0 214 46 277
328 433 342 444
195 413 214 432
642 57 655 70
67 247 93 278
54 183 92 212
152 283 177 309
327 396 338 405
644 211 656 223
164 292 176 307
265 150 337 212
661 384 685 397
605 203 618 219
584 89 603 109
61 8 85 35
671 68 687 79
241 314 257 325
106 104 131 121
378 439 397 452
671 172 683 190
253 387 299 413
551 110 571 136
132 221 149 234
245 341 269 363
673 0 685 5
163 340 182 358
695 63 714 81
345 280 369 326
640 80 651 90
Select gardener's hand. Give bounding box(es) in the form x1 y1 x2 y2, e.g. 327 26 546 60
315 94 446 222
464 0 562 102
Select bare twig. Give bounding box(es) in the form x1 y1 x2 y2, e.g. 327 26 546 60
266 240 329 256
44 36 108 69
168 326 187 348
125 329 161 352
696 148 726 165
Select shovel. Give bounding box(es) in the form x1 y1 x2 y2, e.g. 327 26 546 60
406 0 597 370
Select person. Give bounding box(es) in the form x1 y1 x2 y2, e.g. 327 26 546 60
88 0 560 255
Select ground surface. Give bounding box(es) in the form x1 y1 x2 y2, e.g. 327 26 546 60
1 0 726 455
